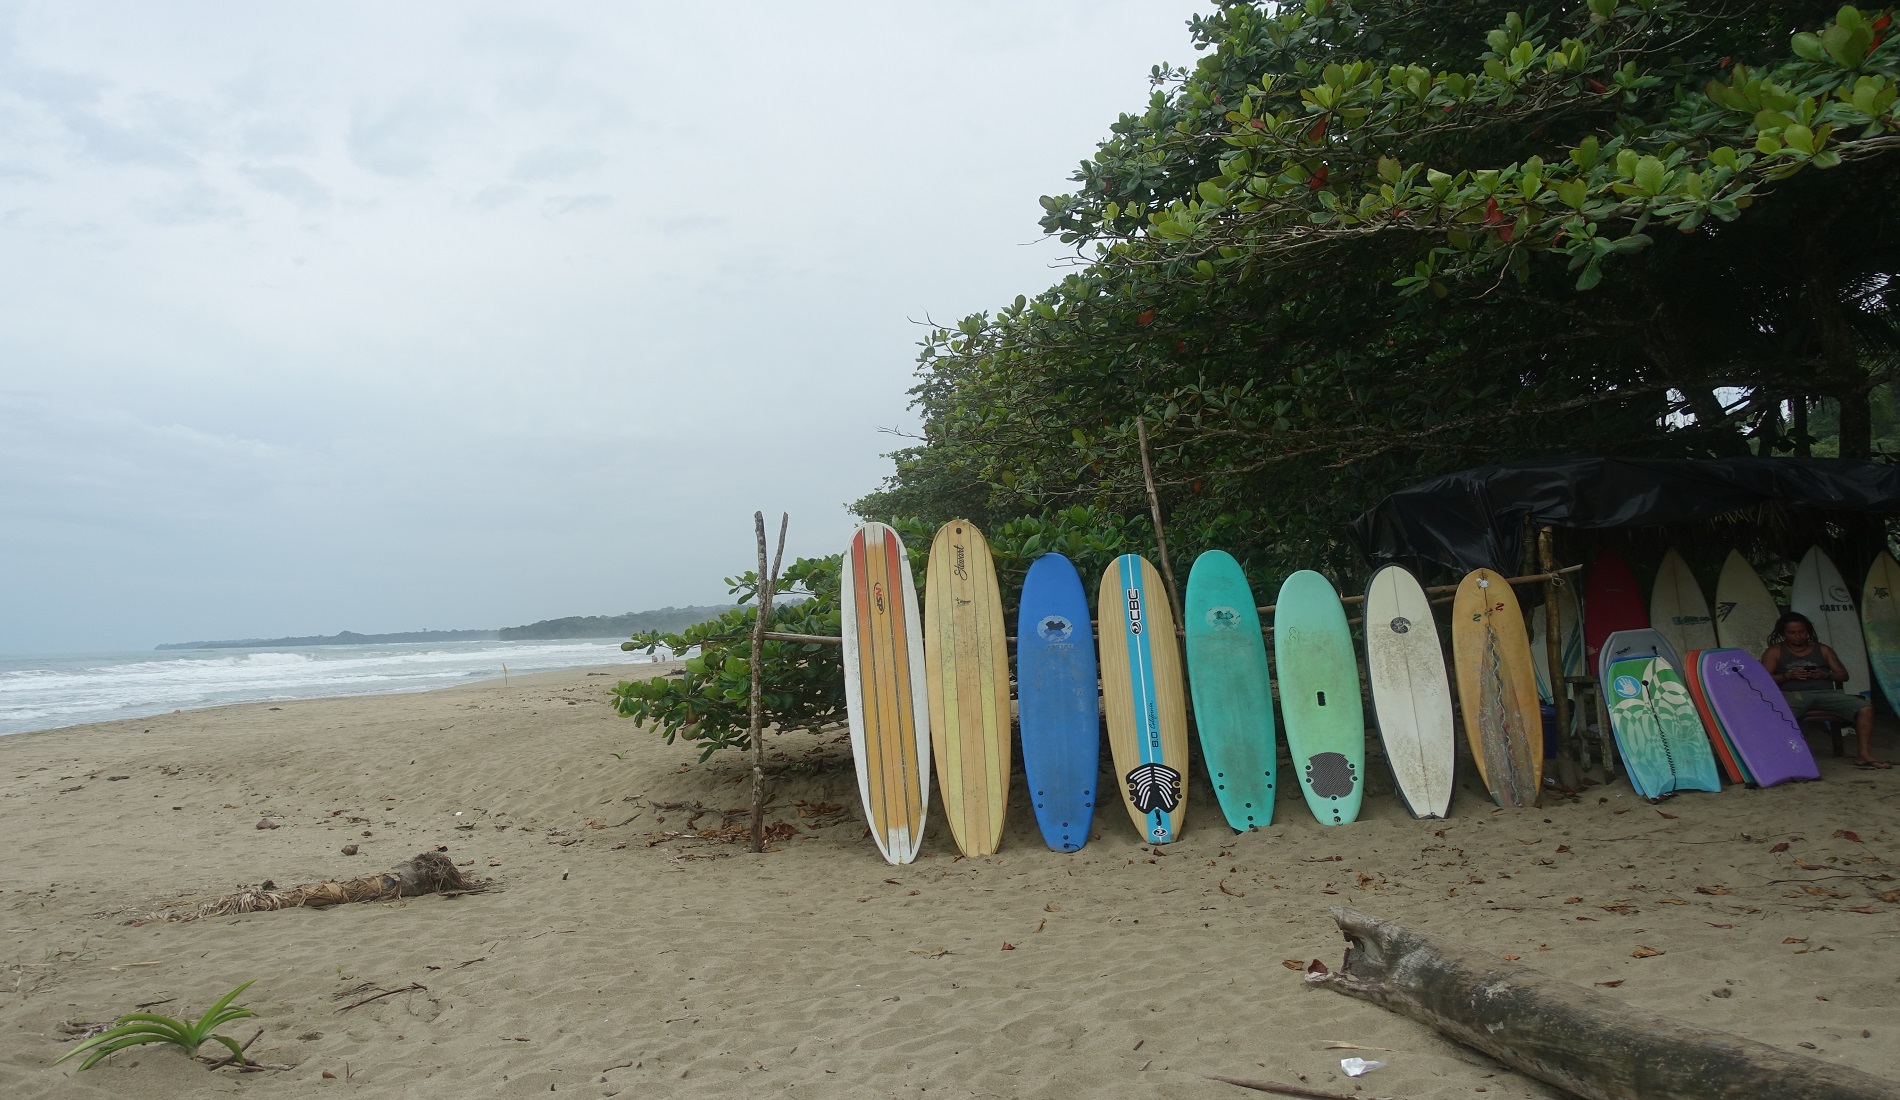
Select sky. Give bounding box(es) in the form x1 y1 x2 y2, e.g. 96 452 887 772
0 1 1209 653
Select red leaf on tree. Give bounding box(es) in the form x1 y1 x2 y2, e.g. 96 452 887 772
1307 165 1330 190
1306 116 1328 142
1587 79 1609 94
1137 309 1156 326
1484 197 1503 225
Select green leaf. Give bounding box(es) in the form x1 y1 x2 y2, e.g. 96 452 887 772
1791 31 1827 62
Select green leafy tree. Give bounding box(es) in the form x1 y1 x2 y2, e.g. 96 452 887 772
863 0 1900 585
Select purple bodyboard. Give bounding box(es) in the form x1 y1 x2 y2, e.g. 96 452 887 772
1697 649 1821 787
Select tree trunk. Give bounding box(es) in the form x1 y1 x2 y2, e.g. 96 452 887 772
1309 906 1900 1100
1804 237 1871 459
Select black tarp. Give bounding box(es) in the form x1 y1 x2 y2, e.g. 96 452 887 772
1351 456 1900 577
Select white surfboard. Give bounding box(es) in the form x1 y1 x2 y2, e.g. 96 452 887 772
1862 551 1900 716
1363 565 1456 818
1792 546 1871 698
1530 581 1584 705
1713 550 1779 654
1649 549 1716 661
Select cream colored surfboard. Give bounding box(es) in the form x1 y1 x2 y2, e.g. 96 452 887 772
924 520 1012 857
1713 550 1779 653
1451 568 1543 807
842 523 932 865
1098 554 1191 843
1793 546 1871 697
1364 565 1455 819
1649 549 1716 659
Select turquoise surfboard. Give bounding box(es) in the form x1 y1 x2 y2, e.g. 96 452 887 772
1016 553 1100 852
1185 551 1277 831
1273 570 1365 825
1604 654 1722 799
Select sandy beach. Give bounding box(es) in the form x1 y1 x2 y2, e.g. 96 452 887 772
5 663 1899 1098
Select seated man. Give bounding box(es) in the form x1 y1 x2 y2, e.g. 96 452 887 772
1762 612 1883 768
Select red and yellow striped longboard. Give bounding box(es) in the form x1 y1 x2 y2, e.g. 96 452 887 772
924 520 1011 856
842 522 932 864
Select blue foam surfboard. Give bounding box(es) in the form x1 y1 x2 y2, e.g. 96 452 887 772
1016 553 1100 851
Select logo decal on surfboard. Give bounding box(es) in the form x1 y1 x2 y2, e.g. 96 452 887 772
1037 615 1073 642
1205 605 1241 630
1125 587 1144 635
1389 616 1411 634
1125 763 1181 814
1614 674 1641 698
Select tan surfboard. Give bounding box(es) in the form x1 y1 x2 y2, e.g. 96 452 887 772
1097 554 1191 843
924 520 1012 856
842 522 931 865
1452 568 1543 807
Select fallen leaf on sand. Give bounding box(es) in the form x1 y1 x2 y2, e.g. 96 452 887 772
1783 937 1808 945
1797 860 1827 870
1631 946 1664 958
1000 942 1016 951
1043 903 1061 913
910 947 954 958
1876 890 1900 903
1306 958 1330 976
1034 918 1046 933
1849 905 1881 914
1707 923 1734 929
1657 811 1678 819
1219 877 1245 898
1694 886 1732 896
1769 841 1791 853
1835 830 1864 843
1501 954 1521 961
1596 979 1625 988
1564 897 1584 904
1302 855 1342 863
1281 959 1306 971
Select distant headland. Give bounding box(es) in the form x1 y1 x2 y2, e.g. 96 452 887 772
155 605 734 651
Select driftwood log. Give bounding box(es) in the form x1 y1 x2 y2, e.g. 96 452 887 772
157 852 486 923
1309 907 1899 1100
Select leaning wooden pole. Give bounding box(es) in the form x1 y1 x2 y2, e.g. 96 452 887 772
1538 527 1576 789
1309 907 1900 1100
1135 414 1182 616
746 512 787 854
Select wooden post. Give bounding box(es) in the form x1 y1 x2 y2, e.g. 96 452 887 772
747 512 788 854
1135 414 1182 616
1538 527 1577 789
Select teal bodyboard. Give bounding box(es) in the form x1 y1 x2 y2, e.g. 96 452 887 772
1273 570 1365 825
1604 655 1722 798
1185 551 1277 830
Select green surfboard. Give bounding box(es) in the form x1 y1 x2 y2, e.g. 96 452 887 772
1185 551 1277 831
1273 570 1365 825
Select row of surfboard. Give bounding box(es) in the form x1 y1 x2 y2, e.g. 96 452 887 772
841 520 1565 865
838 523 1891 865
1576 544 1900 719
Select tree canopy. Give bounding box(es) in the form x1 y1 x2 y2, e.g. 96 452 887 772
857 0 1900 585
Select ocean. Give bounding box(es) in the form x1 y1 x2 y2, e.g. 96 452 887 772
0 639 675 737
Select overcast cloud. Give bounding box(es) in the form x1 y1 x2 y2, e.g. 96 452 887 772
0 1 1207 653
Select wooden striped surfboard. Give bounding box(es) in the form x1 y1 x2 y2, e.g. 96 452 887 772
1097 554 1191 844
924 520 1012 857
841 522 932 865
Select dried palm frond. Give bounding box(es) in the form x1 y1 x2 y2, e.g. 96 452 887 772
156 853 488 924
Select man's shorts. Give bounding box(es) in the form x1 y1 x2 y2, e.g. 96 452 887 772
1784 689 1869 721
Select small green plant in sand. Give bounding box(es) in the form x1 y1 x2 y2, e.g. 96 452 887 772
54 980 257 1070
